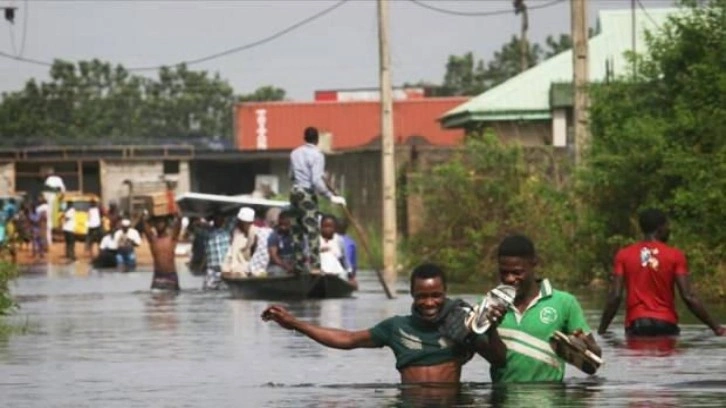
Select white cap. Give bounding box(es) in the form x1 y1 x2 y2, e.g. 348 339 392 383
121 219 131 227
237 207 255 223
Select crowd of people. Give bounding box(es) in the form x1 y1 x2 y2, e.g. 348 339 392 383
186 206 358 290
260 126 726 387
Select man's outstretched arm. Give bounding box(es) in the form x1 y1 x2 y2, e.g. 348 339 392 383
262 305 378 349
675 275 725 336
598 275 624 334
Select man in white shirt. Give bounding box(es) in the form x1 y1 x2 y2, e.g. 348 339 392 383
42 169 66 247
62 203 77 261
114 218 141 272
85 199 103 257
92 230 119 269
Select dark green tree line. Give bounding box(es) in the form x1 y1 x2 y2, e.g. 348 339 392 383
0 60 286 146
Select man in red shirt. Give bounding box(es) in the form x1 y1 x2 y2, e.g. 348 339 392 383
598 209 725 337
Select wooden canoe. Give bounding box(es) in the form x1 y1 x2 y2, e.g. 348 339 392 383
222 273 357 300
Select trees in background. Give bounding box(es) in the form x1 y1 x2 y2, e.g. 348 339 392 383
408 1 726 295
0 61 285 146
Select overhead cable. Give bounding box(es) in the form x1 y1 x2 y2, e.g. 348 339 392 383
407 0 565 17
0 0 348 71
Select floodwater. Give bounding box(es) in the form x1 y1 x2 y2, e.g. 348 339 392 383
2 263 726 408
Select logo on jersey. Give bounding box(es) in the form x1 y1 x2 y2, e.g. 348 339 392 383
640 247 660 271
540 306 558 324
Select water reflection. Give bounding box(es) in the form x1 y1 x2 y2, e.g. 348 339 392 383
143 291 179 332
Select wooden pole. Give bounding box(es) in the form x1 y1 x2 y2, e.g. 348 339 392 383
631 0 637 77
377 0 397 296
571 0 589 165
325 179 394 299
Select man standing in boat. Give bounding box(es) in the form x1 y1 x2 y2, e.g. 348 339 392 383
262 263 508 384
288 126 347 274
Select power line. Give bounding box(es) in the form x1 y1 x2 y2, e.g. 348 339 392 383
0 0 349 71
19 0 29 57
407 0 565 17
636 0 663 30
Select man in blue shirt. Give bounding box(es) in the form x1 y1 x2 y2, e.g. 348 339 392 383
267 211 296 276
288 127 346 274
336 218 357 280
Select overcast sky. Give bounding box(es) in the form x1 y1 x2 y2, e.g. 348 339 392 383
0 0 676 100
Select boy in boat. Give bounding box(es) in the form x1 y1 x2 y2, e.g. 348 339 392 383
266 210 295 277
262 263 507 384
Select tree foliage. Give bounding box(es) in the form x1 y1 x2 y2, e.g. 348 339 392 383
0 60 286 146
407 1 726 296
582 0 726 291
422 33 572 96
0 262 18 316
407 134 577 285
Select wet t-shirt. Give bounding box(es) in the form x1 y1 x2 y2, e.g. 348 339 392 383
369 315 474 370
268 231 295 263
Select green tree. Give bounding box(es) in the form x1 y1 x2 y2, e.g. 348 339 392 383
238 85 286 102
543 34 572 58
481 35 542 89
407 133 576 285
0 61 286 145
440 52 487 96
583 0 726 291
0 262 18 316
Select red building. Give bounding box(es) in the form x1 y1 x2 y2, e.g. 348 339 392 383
235 97 468 151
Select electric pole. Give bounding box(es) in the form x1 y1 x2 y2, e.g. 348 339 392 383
571 0 589 165
514 0 529 72
378 0 397 297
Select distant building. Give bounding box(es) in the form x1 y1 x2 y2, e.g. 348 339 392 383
314 87 426 102
439 8 678 148
236 97 468 151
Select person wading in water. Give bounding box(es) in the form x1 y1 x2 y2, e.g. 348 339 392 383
141 214 182 292
262 263 507 384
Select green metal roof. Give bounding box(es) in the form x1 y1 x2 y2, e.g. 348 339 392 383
441 8 679 128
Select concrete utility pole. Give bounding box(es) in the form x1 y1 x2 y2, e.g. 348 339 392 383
571 0 589 165
514 0 529 72
377 0 397 297
631 0 637 77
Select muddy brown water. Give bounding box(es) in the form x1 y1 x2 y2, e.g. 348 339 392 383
2 263 726 407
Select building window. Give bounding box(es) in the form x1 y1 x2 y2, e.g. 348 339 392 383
163 160 180 175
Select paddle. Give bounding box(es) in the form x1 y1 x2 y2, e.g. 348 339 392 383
324 179 395 299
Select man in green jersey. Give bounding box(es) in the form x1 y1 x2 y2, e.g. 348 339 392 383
491 234 602 383
261 263 507 384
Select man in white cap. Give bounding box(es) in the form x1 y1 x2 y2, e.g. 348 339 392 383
113 218 141 272
221 207 258 277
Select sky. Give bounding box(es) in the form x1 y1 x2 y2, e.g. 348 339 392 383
0 0 677 101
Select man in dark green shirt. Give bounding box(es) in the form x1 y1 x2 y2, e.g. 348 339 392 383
261 263 507 384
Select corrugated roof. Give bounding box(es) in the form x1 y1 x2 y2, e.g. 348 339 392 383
236 98 468 150
441 8 679 128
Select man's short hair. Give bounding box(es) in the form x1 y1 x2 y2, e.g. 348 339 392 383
304 127 319 144
410 263 446 292
638 208 667 235
498 234 536 259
